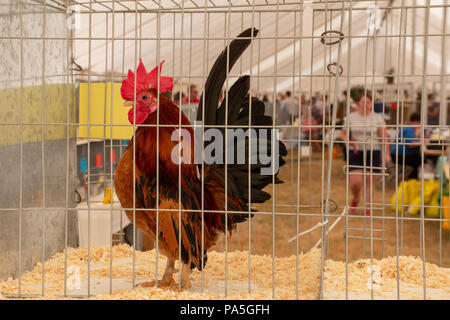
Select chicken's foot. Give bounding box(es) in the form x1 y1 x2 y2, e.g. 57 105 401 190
136 260 191 291
136 258 176 288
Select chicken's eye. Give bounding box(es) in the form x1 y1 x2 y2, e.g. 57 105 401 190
142 95 148 100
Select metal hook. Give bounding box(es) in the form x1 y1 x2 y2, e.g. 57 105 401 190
320 30 344 45
323 199 338 213
71 58 82 72
72 190 82 204
327 62 343 76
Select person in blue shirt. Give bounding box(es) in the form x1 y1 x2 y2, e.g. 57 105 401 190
390 112 421 180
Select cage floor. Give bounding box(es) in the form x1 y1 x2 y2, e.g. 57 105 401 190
1 244 449 300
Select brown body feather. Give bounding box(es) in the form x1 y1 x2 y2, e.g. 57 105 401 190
114 90 248 271
115 28 286 281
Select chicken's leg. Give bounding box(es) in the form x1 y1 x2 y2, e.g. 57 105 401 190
136 258 177 288
178 263 192 291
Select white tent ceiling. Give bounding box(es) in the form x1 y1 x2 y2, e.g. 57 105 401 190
72 0 449 95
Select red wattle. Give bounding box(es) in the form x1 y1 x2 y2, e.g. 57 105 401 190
128 105 149 124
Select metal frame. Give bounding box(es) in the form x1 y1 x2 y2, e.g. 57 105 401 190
1 0 449 300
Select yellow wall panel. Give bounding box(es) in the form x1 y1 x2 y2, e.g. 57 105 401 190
78 82 133 140
0 84 76 146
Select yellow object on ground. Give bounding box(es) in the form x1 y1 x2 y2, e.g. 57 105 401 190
443 196 449 231
103 187 114 205
391 179 440 218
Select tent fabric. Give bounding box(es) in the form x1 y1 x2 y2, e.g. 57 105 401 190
70 0 449 95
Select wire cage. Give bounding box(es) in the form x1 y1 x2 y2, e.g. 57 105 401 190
0 0 449 300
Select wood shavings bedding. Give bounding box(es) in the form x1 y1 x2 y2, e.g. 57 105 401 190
323 256 450 299
1 244 449 300
0 245 321 300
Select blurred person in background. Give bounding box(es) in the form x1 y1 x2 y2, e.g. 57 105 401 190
280 90 299 124
427 93 440 126
323 94 331 124
301 98 321 151
336 90 348 123
173 91 186 105
272 93 286 125
447 100 450 125
312 93 324 124
341 89 391 216
390 112 421 180
185 84 200 104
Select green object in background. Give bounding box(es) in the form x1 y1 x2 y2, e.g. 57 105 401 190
435 156 448 183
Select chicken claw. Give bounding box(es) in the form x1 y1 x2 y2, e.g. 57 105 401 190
136 276 175 288
136 258 179 289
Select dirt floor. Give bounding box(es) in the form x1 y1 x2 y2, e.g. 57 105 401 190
212 148 450 268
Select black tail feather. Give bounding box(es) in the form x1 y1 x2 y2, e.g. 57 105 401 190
216 75 250 125
197 28 287 225
197 28 258 125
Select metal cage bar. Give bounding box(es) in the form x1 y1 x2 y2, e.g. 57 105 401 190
1 0 449 301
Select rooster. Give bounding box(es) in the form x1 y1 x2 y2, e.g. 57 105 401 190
114 28 286 290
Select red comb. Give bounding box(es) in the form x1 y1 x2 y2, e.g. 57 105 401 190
120 59 173 101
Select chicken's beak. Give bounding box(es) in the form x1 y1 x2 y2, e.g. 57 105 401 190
123 100 134 107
